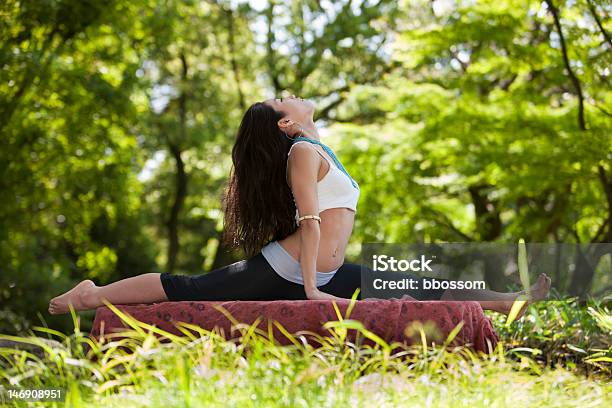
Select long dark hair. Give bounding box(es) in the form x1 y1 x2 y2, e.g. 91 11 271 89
222 102 297 255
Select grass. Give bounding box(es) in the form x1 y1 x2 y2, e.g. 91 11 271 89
492 296 612 375
0 299 610 407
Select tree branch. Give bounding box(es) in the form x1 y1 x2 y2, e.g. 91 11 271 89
423 207 475 241
586 0 612 49
545 0 586 130
316 37 397 121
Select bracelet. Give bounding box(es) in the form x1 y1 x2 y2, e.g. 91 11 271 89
297 214 321 224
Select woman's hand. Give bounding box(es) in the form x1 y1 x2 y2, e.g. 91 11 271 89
305 287 344 301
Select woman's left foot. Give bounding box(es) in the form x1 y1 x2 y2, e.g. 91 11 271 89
48 280 97 315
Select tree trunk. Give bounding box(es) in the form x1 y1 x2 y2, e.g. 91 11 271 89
468 185 504 290
224 7 246 111
468 185 502 241
166 53 189 273
265 1 282 94
597 165 612 243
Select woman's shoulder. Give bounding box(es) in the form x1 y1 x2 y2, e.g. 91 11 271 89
288 142 321 166
288 140 317 157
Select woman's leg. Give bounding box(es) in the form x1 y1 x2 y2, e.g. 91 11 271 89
321 263 447 300
440 273 551 316
48 273 166 314
319 263 362 299
322 262 551 316
158 253 306 301
49 253 306 314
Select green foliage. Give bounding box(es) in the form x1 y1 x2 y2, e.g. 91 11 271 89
1 0 611 333
494 297 612 375
1 0 160 333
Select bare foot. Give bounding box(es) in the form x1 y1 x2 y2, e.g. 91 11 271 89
526 273 552 302
504 273 552 318
48 280 97 315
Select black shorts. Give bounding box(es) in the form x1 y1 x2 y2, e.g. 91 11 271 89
160 253 447 301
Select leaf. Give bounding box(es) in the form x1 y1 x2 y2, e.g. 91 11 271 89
566 344 586 354
506 239 531 326
505 296 528 327
585 356 612 363
518 238 530 295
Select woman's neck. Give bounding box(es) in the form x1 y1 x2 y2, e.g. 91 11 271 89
298 121 320 141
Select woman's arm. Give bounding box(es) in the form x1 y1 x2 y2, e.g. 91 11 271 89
300 221 341 300
287 144 342 300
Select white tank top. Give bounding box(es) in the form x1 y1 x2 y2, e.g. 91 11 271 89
287 141 360 224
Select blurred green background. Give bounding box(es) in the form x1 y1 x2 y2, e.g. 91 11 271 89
1 0 610 333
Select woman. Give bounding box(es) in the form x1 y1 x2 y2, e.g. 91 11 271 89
49 95 550 315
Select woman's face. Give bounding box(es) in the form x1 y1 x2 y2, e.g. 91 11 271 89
264 95 315 130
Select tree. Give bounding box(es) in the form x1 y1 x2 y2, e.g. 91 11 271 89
332 0 611 292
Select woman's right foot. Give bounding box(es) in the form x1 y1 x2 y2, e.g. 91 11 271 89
501 273 552 318
48 280 97 315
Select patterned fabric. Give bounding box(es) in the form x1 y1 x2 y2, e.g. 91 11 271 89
90 300 499 353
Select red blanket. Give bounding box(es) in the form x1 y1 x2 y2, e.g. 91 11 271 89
90 300 498 353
